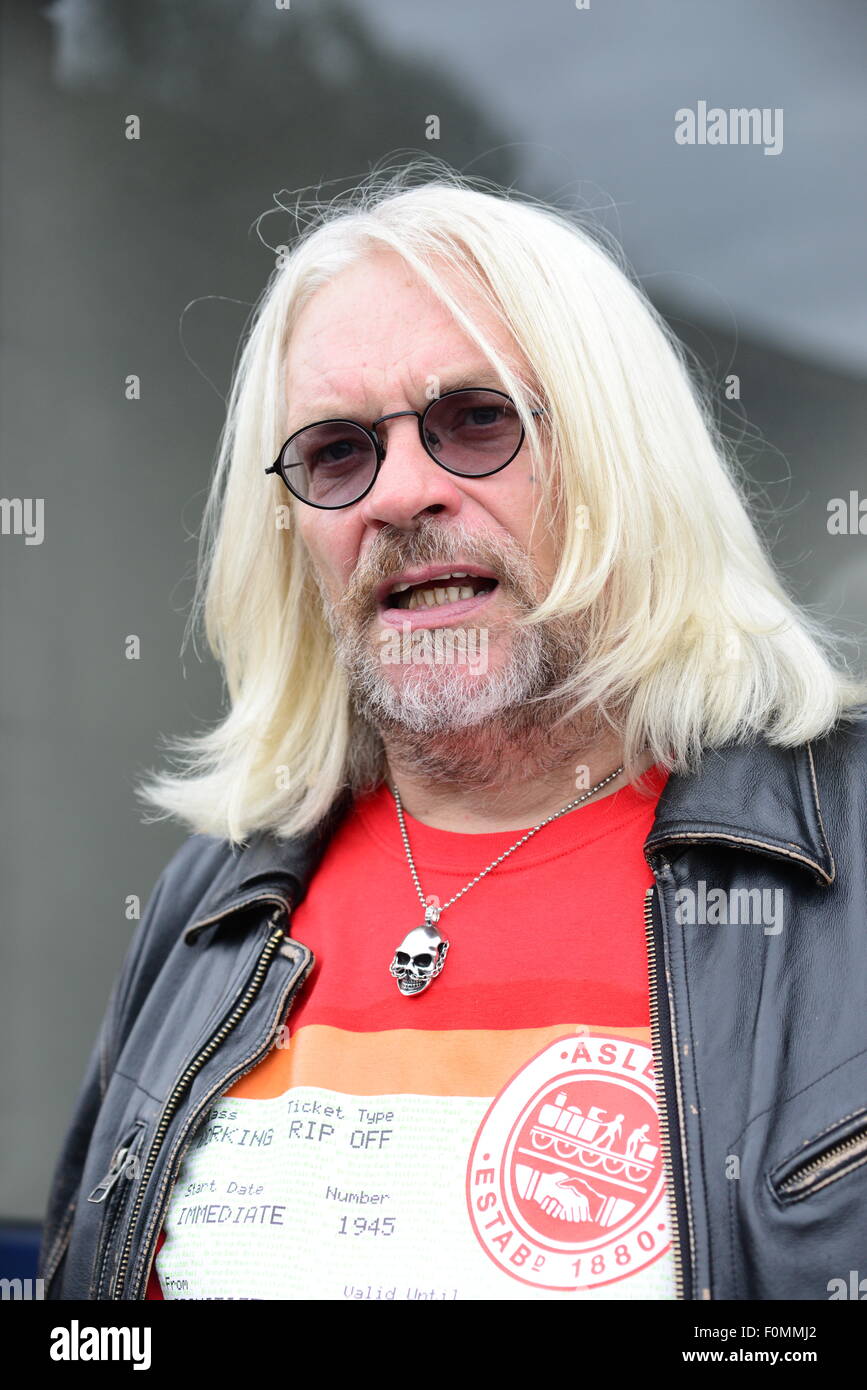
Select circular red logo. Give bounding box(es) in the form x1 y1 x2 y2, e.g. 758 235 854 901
466 1033 671 1290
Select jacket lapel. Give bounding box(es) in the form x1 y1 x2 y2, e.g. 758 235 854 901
645 737 834 884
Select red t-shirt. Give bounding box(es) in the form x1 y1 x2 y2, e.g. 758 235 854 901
147 767 674 1300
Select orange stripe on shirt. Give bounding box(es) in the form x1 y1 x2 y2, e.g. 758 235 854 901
226 1022 652 1099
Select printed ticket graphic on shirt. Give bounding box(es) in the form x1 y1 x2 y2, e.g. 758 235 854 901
156 1030 675 1300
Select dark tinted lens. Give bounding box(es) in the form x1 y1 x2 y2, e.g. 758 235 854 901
423 390 523 475
281 421 377 506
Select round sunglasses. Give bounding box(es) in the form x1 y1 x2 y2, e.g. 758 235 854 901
265 387 544 510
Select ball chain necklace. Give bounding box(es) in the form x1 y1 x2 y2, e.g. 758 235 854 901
388 763 625 996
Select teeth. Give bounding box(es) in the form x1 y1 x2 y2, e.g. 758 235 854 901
389 569 499 610
388 570 474 601
404 581 487 609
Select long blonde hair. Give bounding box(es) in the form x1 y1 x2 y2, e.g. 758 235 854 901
136 160 866 844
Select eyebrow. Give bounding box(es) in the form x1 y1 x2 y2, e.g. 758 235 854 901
287 368 506 434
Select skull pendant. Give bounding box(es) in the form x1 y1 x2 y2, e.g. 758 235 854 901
389 924 449 997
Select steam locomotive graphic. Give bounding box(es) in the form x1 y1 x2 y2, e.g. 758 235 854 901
529 1091 658 1181
513 1090 661 1230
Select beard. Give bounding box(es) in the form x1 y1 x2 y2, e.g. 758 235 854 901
315 517 598 791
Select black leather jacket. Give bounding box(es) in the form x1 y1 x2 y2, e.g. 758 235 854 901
38 713 867 1300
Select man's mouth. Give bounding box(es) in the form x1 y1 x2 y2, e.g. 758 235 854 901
388 572 498 611
375 566 499 622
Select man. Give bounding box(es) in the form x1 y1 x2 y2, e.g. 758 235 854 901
39 171 867 1301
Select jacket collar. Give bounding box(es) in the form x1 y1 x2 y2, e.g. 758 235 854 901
188 791 353 930
644 736 834 885
190 733 834 929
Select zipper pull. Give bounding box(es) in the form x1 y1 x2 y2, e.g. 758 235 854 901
86 1139 139 1204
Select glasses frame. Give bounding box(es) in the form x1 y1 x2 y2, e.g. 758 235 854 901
265 386 545 510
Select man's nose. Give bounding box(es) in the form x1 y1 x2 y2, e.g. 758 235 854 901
355 416 465 530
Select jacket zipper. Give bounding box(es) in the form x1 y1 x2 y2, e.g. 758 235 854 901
775 1123 867 1200
108 896 291 1300
132 935 313 1301
644 879 691 1300
86 1129 144 1204
87 1122 147 1296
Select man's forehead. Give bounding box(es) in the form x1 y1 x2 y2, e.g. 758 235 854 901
283 256 530 426
284 363 513 429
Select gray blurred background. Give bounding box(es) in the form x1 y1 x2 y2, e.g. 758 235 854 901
1 0 865 1228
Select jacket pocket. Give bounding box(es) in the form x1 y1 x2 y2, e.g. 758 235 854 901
770 1107 867 1204
86 1118 147 1297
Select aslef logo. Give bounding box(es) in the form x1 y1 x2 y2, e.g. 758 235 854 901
466 1033 670 1290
